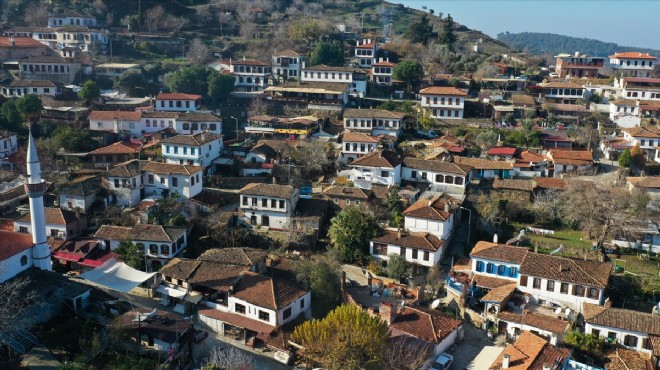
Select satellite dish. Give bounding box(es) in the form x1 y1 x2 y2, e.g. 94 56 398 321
431 299 441 309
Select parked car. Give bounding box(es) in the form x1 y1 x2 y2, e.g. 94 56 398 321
548 72 559 78
416 129 439 138
431 353 454 370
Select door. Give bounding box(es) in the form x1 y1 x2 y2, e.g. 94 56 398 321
250 215 257 225
262 215 269 227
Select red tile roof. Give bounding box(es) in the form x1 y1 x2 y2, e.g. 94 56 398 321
199 307 275 335
342 131 381 143
232 271 308 310
488 147 517 156
547 149 593 166
371 230 445 252
88 140 142 155
609 52 657 60
156 93 203 100
533 178 567 190
403 193 459 222
89 110 141 121
490 331 548 370
470 241 528 264
17 207 79 225
454 157 514 170
390 306 463 344
419 86 468 96
0 230 33 261
350 149 402 168
497 311 569 334
355 42 376 49
0 37 47 47
480 283 517 303
373 61 396 67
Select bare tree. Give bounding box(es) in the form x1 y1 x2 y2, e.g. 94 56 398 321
202 345 255 370
145 5 166 32
0 277 46 348
187 39 211 65
24 3 48 27
531 189 564 226
217 11 236 37
384 336 434 370
281 216 312 249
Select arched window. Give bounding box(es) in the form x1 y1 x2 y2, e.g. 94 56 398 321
20 255 28 266
455 177 463 185
160 245 169 255
246 77 253 83
238 76 244 83
209 123 217 131
182 123 190 130
445 175 454 184
191 123 199 131
149 244 158 255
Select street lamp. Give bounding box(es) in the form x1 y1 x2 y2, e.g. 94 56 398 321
230 116 239 139
459 206 472 247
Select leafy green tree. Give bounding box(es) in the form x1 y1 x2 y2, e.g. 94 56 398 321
418 109 434 130
475 130 500 150
619 148 632 167
114 240 145 271
0 100 24 133
439 14 457 49
114 69 156 96
78 80 100 103
208 73 235 103
393 61 423 92
292 304 390 370
405 14 433 44
309 40 345 66
588 92 603 103
386 187 405 228
296 258 342 318
52 127 93 152
16 94 42 122
164 65 214 96
564 331 606 358
630 143 647 168
387 254 409 281
328 207 381 263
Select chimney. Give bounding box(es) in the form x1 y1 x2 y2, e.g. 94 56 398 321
574 51 579 57
493 234 498 244
272 177 277 184
550 335 558 346
444 203 450 213
379 303 396 325
599 253 605 263
340 270 347 299
502 354 510 369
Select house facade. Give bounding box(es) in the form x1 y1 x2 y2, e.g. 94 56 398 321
402 193 460 240
622 126 660 157
301 65 368 97
155 93 202 112
0 131 18 158
342 108 405 138
18 54 81 84
14 207 86 240
1 80 58 98
239 183 299 229
0 231 35 283
141 161 204 199
546 149 594 177
554 52 605 79
161 133 224 171
348 149 402 187
419 86 468 119
88 111 143 137
371 60 395 85
541 81 585 104
103 160 143 207
401 158 473 194
584 304 660 356
353 38 377 67
48 10 98 28
230 59 271 92
340 131 381 164
609 52 656 78
272 50 303 81
453 157 513 179
371 230 445 274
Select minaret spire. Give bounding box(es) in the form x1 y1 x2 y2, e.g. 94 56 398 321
24 129 51 271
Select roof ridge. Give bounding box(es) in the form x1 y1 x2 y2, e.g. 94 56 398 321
568 256 602 287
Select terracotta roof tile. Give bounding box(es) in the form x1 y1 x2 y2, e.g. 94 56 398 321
230 59 269 66
342 131 381 143
488 147 517 156
88 140 142 155
586 305 660 335
156 93 202 100
7 80 56 87
497 311 569 334
89 110 141 121
104 159 141 178
609 52 657 60
627 176 660 189
419 86 468 96
604 347 651 370
470 242 528 264
481 284 517 303
239 183 295 199
528 343 571 370
160 132 223 146
17 207 79 225
403 157 473 175
622 126 660 138
512 95 537 107
454 157 514 170
198 247 267 266
371 230 445 252
159 258 200 280
490 331 548 370
141 161 204 175
274 49 301 57
232 271 308 310
343 108 405 119
547 149 593 166
350 149 402 168
473 275 517 289
519 253 611 288
323 185 371 199
0 37 46 48
390 306 463 344
93 225 132 240
533 178 567 190
0 230 33 261
402 193 459 221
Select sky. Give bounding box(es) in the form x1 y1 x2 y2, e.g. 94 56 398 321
397 0 660 50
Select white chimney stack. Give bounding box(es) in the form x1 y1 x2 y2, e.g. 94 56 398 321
493 234 499 244
550 335 558 346
502 354 510 369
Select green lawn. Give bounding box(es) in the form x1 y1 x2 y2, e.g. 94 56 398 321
511 222 592 252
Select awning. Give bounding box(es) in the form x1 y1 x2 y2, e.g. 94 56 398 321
79 259 103 268
79 258 156 293
156 285 186 299
183 291 203 304
198 308 275 335
53 252 82 262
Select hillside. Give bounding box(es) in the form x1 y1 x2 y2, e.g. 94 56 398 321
497 32 660 57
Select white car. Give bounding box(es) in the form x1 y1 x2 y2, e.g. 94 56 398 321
431 353 454 370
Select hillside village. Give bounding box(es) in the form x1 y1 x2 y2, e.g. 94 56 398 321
0 1 659 370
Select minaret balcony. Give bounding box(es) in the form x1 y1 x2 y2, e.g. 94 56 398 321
24 181 48 194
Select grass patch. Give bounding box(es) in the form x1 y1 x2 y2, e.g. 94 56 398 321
511 222 592 252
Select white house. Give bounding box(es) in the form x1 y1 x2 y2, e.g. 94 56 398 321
342 108 406 138
627 177 660 201
264 81 350 111
48 10 98 28
272 50 304 82
94 224 188 271
609 52 657 78
616 77 660 101
353 38 377 67
18 54 81 84
370 230 445 275
541 81 585 104
402 193 460 240
155 92 202 112
584 304 660 355
419 86 467 119
301 65 368 97
95 63 139 78
401 157 472 194
140 111 177 134
58 176 102 213
348 149 402 187
453 157 514 179
546 149 594 177
230 59 271 92
141 161 204 199
103 159 143 207
0 131 18 158
88 110 143 137
371 60 395 85
622 126 660 157
239 183 299 229
0 231 35 283
340 131 381 164
14 207 85 240
2 80 58 98
160 133 224 171
174 112 223 135
656 147 660 163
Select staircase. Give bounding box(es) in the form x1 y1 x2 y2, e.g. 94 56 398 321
0 329 38 354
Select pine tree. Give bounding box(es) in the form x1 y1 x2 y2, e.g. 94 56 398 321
439 14 457 49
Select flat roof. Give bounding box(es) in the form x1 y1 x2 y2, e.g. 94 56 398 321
96 63 140 69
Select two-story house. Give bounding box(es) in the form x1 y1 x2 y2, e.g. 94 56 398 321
616 77 660 101
103 159 143 207
453 157 513 179
155 92 202 112
340 131 381 164
58 176 103 214
402 193 461 241
546 149 594 177
348 149 402 187
94 224 188 271
0 36 49 60
301 65 368 97
141 161 204 199
322 185 374 210
1 80 58 98
609 52 657 78
370 229 445 276
239 183 299 229
87 140 142 169
0 131 18 159
353 38 377 67
541 81 585 104
18 54 81 84
175 112 223 135
622 126 660 158
342 108 406 138
371 59 395 85
88 110 142 137
264 81 350 111
419 86 468 119
554 52 605 79
401 157 473 195
48 10 98 28
14 207 86 240
272 50 304 82
160 133 224 172
139 111 177 134
230 59 271 92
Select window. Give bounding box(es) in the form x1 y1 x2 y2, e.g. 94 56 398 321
373 243 388 256
592 329 600 337
242 197 248 206
279 200 285 209
283 307 292 320
588 288 600 299
400 247 406 256
149 244 158 255
381 171 389 177
333 198 338 204
560 282 569 293
520 275 528 287
573 285 584 296
20 255 28 266
498 265 506 275
262 198 267 207
455 177 464 185
172 177 178 187
435 174 444 183
486 263 495 274
160 245 169 255
235 303 246 314
533 278 541 289
346 199 351 205
476 261 484 272
421 172 427 180
411 170 417 178
300 299 305 309
412 249 418 259
114 179 119 188
258 310 270 322
546 280 555 291
508 267 518 277
624 335 638 347
252 197 257 206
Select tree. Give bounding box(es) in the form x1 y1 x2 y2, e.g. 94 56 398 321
630 143 647 169
164 65 216 96
52 127 93 152
564 331 606 358
439 14 457 49
619 148 632 167
288 18 334 44
309 40 345 66
16 94 42 123
386 187 405 228
114 240 145 271
328 207 381 263
475 193 507 234
114 69 156 96
296 257 342 318
475 130 500 151
208 73 236 103
145 5 166 32
201 345 255 370
405 14 433 44
0 277 46 350
387 254 409 281
24 3 49 27
0 100 23 133
384 336 435 370
187 38 211 65
292 304 390 370
393 61 423 93
78 80 101 103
